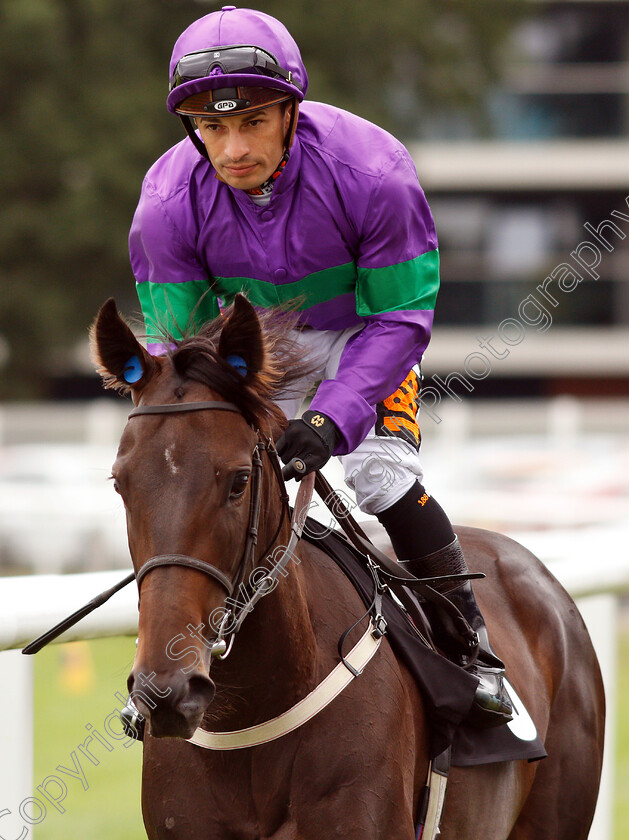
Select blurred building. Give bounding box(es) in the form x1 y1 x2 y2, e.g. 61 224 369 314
410 0 629 398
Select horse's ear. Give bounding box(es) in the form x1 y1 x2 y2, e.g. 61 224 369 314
90 298 156 393
217 294 265 383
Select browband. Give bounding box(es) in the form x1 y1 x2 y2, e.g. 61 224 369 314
129 401 241 418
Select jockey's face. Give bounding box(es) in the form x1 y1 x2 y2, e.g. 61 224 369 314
195 104 291 191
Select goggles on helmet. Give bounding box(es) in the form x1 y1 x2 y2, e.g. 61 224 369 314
169 44 303 93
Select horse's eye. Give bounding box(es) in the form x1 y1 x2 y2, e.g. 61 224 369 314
110 475 122 494
229 472 250 500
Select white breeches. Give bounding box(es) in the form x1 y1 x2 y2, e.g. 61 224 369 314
275 326 424 516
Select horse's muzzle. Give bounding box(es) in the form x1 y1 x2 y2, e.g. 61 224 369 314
127 669 216 739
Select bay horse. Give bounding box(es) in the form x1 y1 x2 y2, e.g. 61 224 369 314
92 295 604 840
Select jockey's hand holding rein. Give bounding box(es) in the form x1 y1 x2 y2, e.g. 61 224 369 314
277 410 340 480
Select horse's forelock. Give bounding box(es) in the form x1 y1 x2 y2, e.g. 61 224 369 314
167 307 310 432
169 341 266 428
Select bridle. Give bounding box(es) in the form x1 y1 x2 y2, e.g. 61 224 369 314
128 399 300 653
124 404 390 752
24 397 482 750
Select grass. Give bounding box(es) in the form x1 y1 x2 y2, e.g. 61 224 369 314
32 636 144 840
30 631 629 839
615 629 629 839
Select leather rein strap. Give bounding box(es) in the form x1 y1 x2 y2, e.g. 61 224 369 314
314 471 483 656
127 400 326 647
126 398 384 752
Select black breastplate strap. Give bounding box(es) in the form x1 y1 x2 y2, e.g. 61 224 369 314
135 553 234 595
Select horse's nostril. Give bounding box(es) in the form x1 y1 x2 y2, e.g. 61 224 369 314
188 674 216 706
176 674 216 720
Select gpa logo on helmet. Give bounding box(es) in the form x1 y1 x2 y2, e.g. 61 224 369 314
214 100 238 111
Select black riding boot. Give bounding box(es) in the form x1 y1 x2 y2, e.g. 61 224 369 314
400 538 513 728
376 482 512 728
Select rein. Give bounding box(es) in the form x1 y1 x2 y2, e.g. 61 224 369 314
126 399 388 750
23 396 477 752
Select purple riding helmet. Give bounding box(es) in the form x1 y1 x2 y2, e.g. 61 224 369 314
167 6 308 158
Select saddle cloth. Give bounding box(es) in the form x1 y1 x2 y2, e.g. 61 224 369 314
301 520 547 766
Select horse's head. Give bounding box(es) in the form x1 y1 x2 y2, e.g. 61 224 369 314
91 295 300 738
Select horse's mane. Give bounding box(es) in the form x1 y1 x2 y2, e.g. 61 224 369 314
166 304 316 432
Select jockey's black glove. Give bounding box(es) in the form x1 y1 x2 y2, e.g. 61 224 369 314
276 410 340 480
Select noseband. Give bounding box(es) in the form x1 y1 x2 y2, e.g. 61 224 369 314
128 399 291 639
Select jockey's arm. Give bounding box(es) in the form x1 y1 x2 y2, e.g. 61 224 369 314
308 150 440 454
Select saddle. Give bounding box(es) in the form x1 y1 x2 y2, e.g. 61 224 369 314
311 473 484 665
302 474 547 766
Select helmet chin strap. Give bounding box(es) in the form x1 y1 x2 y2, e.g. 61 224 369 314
285 99 299 149
180 115 210 160
244 101 298 195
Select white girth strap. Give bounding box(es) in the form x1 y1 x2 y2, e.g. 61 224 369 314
416 747 451 839
188 620 382 750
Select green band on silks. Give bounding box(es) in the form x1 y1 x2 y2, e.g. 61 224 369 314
213 253 439 317
212 263 358 311
357 250 440 316
136 253 439 346
136 279 220 343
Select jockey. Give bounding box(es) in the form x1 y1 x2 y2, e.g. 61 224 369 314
129 5 512 727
